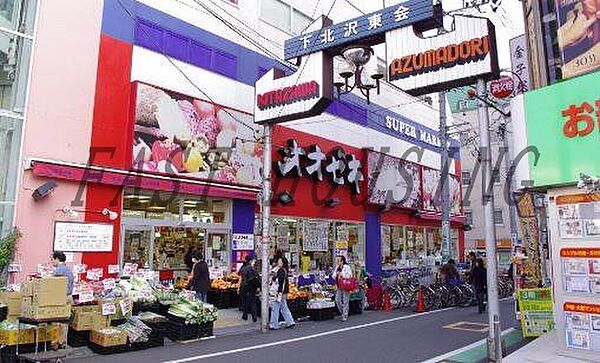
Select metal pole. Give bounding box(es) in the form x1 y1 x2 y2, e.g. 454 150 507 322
260 123 272 333
476 78 502 362
439 91 451 261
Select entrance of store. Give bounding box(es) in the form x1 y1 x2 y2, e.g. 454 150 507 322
121 189 255 332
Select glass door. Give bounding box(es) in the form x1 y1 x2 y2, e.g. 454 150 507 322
121 226 153 269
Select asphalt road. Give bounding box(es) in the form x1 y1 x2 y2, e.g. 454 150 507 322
70 299 519 363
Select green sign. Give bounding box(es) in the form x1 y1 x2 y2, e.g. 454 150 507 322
525 71 600 186
517 288 555 337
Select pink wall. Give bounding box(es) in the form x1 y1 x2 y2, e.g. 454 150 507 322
14 0 104 276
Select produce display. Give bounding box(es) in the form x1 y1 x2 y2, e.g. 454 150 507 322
168 300 218 325
117 316 153 343
118 277 157 303
210 273 240 290
287 284 309 300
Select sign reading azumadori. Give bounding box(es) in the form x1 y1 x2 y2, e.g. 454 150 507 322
256 81 320 111
386 16 499 95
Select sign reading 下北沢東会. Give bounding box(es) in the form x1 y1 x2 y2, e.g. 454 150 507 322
283 0 438 60
53 221 114 252
386 16 499 96
524 71 600 187
232 234 254 250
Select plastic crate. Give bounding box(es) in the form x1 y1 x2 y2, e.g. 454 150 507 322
308 307 337 321
88 342 128 355
198 321 214 338
207 290 230 309
166 320 200 341
67 327 91 347
132 301 160 315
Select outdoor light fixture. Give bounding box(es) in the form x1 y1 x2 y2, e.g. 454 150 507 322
60 207 79 219
277 191 294 205
334 46 384 104
102 208 119 221
325 198 341 208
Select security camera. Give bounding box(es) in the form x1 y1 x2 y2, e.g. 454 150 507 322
102 208 119 221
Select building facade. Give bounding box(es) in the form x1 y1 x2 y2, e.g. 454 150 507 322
8 0 465 280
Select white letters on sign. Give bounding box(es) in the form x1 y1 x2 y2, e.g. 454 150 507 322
386 16 499 96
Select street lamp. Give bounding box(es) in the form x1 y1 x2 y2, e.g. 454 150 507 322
334 46 384 104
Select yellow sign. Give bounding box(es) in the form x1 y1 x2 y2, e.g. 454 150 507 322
335 240 348 250
517 288 555 337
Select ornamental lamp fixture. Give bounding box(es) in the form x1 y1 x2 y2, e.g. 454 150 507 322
334 46 384 104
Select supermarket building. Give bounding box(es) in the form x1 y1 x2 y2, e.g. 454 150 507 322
9 0 466 280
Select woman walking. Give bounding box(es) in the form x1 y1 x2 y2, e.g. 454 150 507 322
187 252 210 302
472 258 488 314
335 256 354 321
269 256 295 330
239 256 258 322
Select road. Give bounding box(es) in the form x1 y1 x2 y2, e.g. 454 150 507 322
70 299 519 363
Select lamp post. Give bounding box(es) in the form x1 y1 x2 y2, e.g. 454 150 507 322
334 46 384 104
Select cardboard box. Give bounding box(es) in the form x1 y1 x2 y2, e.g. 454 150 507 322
0 291 22 321
72 304 101 315
21 300 71 320
31 277 68 307
71 310 106 331
39 323 67 342
0 326 36 345
90 328 127 347
20 281 33 297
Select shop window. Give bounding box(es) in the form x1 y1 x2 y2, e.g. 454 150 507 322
494 209 504 225
461 171 471 186
382 225 407 268
465 210 473 225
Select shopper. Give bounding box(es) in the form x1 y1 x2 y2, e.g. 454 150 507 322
269 256 295 330
188 252 210 302
335 256 354 321
472 258 487 314
51 251 74 296
467 252 477 305
239 256 258 322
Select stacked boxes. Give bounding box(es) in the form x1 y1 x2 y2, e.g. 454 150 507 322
20 277 71 320
0 292 22 321
71 305 106 331
90 328 127 347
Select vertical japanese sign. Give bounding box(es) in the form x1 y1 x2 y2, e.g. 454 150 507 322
517 288 555 337
509 35 531 94
555 0 600 79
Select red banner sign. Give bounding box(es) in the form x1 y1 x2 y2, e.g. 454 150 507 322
563 302 600 315
560 248 600 258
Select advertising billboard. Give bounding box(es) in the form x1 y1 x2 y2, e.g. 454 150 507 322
524 71 600 186
556 0 600 79
132 83 263 187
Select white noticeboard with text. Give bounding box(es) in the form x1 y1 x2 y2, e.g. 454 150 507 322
548 188 600 360
53 221 114 252
232 234 254 250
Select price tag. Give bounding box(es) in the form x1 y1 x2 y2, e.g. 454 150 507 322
102 278 116 290
102 302 116 316
122 263 138 277
79 290 94 303
73 264 87 274
108 265 120 274
137 287 153 300
86 269 100 281
180 289 196 301
119 298 131 315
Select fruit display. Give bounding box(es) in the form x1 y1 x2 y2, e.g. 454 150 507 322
287 284 309 300
210 272 240 290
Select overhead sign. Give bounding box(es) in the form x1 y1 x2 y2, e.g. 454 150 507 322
254 51 333 124
489 76 514 99
386 16 499 96
283 0 439 60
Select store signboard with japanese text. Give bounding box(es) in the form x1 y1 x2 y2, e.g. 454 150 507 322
283 0 438 60
132 83 263 187
525 71 600 186
556 0 599 79
516 288 555 337
509 35 531 94
386 16 499 96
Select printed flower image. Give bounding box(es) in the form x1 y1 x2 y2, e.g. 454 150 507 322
132 83 262 186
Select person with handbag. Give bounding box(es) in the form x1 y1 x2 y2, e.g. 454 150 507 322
269 256 295 330
335 256 354 321
239 255 258 322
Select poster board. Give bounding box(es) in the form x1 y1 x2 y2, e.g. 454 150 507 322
549 190 600 359
53 221 113 252
516 288 555 337
232 234 254 250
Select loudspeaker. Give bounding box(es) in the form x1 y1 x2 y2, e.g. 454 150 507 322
32 181 57 201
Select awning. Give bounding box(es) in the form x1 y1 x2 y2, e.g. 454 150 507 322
30 158 260 201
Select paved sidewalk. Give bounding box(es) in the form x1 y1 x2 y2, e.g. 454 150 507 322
503 330 599 363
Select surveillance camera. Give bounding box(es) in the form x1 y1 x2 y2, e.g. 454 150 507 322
102 208 119 221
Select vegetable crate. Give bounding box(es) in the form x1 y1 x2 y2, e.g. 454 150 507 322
198 321 214 338
67 327 91 347
308 307 337 321
166 319 200 342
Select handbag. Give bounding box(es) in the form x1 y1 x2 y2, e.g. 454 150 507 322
337 277 358 291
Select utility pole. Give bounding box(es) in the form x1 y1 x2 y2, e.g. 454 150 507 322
439 91 451 261
476 78 502 362
260 124 272 333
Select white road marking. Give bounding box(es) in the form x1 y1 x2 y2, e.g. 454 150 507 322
163 308 455 363
419 327 516 363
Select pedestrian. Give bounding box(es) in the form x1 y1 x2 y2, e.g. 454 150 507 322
51 251 74 297
440 258 459 287
239 255 258 322
335 255 354 321
472 258 487 314
269 256 295 330
467 252 477 305
187 252 210 302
